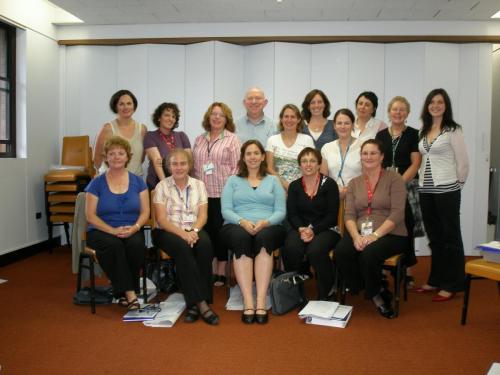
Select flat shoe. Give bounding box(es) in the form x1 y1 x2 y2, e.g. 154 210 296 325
201 308 219 326
255 309 268 325
241 309 255 324
432 292 455 302
184 306 200 323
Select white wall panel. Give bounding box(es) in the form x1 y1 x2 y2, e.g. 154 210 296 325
274 43 311 120
384 43 425 128
184 42 215 143
214 42 244 120
243 43 275 120
147 44 186 130
311 43 349 114
348 43 386 118
423 43 460 100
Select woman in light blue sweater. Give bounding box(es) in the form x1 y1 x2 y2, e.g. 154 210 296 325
221 140 286 324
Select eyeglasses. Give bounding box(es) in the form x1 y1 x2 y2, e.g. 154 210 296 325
210 112 226 118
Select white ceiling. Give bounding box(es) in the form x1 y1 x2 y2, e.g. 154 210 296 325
49 0 500 25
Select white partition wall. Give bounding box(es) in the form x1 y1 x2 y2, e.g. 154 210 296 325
61 41 492 255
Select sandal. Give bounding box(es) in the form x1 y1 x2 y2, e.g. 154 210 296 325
127 298 140 311
117 297 129 307
184 306 200 323
200 308 219 326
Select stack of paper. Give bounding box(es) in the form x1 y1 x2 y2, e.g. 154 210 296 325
143 293 186 328
298 300 353 328
226 284 271 311
476 241 500 263
123 306 160 322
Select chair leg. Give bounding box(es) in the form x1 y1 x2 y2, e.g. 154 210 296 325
461 273 472 325
89 258 96 314
142 249 148 304
76 254 84 292
63 222 71 247
393 262 401 317
226 250 233 301
403 266 408 302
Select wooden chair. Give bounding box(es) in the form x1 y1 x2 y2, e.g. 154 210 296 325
461 258 500 325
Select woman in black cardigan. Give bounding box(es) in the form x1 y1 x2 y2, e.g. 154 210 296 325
282 147 340 300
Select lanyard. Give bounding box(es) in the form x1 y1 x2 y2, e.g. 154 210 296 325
364 169 383 216
388 126 404 168
174 184 190 210
337 140 352 186
159 131 176 151
301 173 321 200
206 134 221 158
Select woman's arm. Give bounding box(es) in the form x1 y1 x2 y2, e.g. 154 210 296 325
320 159 329 176
85 192 119 235
140 124 148 163
93 123 112 170
154 201 192 243
451 128 469 184
312 179 339 234
401 151 422 182
265 176 286 225
146 146 166 182
286 181 305 229
118 189 150 238
220 177 242 224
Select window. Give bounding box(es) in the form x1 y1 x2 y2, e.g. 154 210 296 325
0 21 16 157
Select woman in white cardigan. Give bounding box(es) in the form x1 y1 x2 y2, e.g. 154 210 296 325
414 88 469 302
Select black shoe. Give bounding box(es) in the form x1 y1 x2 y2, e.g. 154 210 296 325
255 309 269 324
380 288 393 307
377 303 396 319
184 306 199 323
213 275 227 287
241 309 255 324
200 308 219 326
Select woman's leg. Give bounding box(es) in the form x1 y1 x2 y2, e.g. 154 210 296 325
334 232 364 294
206 198 226 280
282 230 306 272
123 231 146 295
306 231 340 299
192 230 214 303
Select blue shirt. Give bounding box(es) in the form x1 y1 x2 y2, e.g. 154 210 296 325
221 175 286 226
303 119 338 151
235 115 276 146
85 172 147 230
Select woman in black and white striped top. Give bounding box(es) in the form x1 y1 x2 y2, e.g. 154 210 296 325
414 88 469 302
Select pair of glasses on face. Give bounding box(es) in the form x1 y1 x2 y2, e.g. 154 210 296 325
210 112 226 119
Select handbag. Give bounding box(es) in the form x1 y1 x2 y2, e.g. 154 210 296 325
73 286 113 305
269 271 308 315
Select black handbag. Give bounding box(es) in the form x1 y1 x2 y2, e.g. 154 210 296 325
269 271 308 315
73 286 113 305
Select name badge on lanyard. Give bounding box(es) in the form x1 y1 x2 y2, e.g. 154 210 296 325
203 162 215 175
361 170 382 236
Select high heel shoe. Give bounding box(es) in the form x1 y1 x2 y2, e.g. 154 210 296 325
376 303 396 319
241 309 255 324
255 309 268 324
432 291 455 302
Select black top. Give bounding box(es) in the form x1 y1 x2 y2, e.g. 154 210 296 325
376 126 419 176
286 174 339 234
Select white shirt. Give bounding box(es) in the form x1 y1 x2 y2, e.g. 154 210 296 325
352 117 387 144
321 139 362 188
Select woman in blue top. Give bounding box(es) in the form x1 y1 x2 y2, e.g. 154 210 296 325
85 136 150 310
221 140 286 324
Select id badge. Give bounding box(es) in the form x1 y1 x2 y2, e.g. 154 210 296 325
360 217 373 236
203 162 215 175
386 166 399 173
184 213 195 223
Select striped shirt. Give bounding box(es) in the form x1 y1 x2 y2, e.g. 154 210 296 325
153 176 208 230
192 129 240 198
420 132 461 194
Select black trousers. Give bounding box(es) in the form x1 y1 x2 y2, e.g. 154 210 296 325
220 224 287 259
405 199 418 267
419 190 465 292
86 230 145 295
283 230 341 299
153 229 213 306
206 198 226 262
335 231 407 298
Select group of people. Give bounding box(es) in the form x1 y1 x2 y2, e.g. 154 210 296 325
83 85 469 324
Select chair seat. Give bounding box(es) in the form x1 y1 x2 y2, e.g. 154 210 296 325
47 193 78 203
49 203 75 213
46 182 80 192
465 259 500 281
49 214 75 223
384 254 403 267
44 169 90 182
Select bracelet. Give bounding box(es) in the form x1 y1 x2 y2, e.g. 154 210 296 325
134 223 140 231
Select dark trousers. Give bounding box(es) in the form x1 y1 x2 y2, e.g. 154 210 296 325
86 230 145 295
153 229 213 306
283 230 341 299
335 231 407 298
405 199 418 267
419 190 465 292
206 198 226 261
220 224 287 259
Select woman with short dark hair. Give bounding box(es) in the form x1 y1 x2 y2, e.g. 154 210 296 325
353 91 387 143
301 89 337 151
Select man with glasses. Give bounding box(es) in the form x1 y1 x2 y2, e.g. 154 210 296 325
236 87 276 146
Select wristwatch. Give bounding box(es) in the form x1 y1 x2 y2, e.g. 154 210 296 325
193 228 199 233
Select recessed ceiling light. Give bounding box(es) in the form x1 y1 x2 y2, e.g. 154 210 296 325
491 10 500 18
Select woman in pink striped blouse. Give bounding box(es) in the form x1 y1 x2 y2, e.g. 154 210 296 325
192 102 241 287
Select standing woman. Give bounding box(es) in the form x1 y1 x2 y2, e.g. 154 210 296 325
221 140 287 324
301 89 337 151
192 103 241 287
353 91 387 143
415 88 469 302
266 104 315 191
94 90 147 176
283 147 341 300
320 108 362 199
376 96 422 278
143 103 191 190
85 136 150 310
153 149 219 325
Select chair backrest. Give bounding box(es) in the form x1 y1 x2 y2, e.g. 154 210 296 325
337 199 345 236
62 136 91 170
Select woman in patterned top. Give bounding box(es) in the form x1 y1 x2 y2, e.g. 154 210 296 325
414 88 469 302
266 104 315 191
192 102 241 287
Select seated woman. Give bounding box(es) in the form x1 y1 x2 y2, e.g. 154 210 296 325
283 147 341 300
85 136 150 310
221 140 287 325
335 139 407 319
152 149 219 325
